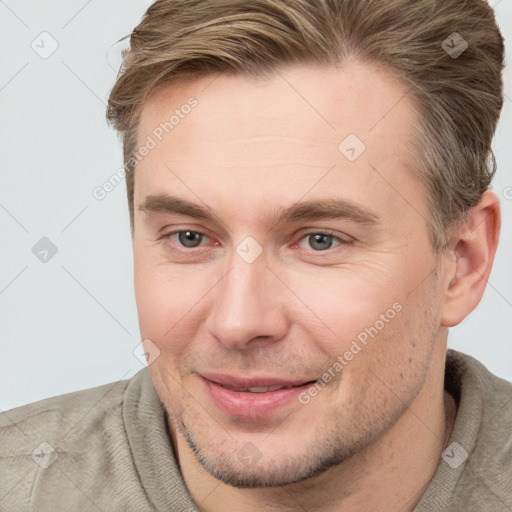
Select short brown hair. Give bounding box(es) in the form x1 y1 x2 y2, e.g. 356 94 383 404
106 0 504 250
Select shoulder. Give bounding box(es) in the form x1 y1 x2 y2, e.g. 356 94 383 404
447 349 512 431
417 351 512 511
0 373 151 510
447 350 512 509
0 376 132 452
446 348 512 397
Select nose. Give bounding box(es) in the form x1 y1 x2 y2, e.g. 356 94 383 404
206 249 289 351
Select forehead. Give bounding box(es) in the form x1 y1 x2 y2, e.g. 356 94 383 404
134 60 423 222
139 59 417 145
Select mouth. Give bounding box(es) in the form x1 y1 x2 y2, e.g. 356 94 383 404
220 384 302 393
199 373 317 418
213 382 313 393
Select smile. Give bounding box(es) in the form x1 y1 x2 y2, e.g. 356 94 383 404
200 373 317 418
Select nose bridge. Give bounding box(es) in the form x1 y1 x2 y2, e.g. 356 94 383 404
207 246 286 350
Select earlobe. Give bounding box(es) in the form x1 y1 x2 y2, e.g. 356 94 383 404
440 190 501 327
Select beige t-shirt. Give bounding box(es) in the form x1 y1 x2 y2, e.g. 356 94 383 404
1 349 511 511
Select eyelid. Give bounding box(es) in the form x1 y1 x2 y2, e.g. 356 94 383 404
295 228 352 243
159 222 212 238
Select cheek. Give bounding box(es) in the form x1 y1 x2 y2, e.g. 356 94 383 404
134 259 215 348
284 263 408 351
338 275 441 404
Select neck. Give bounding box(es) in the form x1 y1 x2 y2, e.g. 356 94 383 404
169 345 457 512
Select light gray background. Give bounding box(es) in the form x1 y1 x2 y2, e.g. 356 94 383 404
1 0 511 411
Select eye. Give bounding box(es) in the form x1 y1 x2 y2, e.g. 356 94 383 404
297 231 344 251
167 230 208 248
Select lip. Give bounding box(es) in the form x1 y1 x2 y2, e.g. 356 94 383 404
200 373 316 419
201 372 314 390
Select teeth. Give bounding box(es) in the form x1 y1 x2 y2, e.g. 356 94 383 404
246 386 275 393
218 383 298 392
246 385 293 393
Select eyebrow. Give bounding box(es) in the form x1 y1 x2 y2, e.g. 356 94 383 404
138 194 380 228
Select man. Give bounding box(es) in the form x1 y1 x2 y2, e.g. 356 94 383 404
1 0 511 510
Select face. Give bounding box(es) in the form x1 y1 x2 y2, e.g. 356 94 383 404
133 60 449 487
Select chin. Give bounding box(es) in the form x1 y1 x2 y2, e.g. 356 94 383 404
177 420 364 489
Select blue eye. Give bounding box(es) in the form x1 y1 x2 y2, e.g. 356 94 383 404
299 232 343 251
163 229 346 254
170 230 206 248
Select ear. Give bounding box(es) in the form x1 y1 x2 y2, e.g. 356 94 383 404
440 190 501 327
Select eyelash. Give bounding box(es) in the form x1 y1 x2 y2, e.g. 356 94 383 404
161 229 349 254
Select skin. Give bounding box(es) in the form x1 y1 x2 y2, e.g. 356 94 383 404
132 59 500 511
